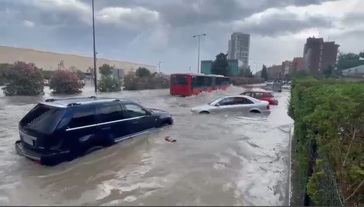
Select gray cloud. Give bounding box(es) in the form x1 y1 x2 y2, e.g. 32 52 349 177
0 0 360 73
234 10 333 36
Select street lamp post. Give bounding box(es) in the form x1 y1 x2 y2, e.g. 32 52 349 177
193 33 206 73
157 61 162 73
92 0 97 93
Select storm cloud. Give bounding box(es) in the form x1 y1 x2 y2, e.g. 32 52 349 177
0 0 362 73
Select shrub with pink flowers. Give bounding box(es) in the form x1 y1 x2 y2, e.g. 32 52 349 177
49 70 83 94
3 61 44 96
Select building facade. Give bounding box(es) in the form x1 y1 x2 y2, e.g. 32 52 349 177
267 65 283 80
292 57 304 72
201 59 240 76
282 60 292 76
201 60 213 75
303 37 339 73
228 33 250 66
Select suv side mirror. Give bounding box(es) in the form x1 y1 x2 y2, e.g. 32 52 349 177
215 103 220 107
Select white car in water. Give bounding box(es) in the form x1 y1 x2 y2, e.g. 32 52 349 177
191 95 270 114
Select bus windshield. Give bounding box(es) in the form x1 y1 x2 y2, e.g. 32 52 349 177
171 75 187 85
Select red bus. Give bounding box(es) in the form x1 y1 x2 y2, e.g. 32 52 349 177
170 73 230 96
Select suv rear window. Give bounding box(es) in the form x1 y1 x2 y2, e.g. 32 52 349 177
20 104 65 134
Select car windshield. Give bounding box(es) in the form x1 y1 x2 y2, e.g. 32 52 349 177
20 104 65 134
208 97 222 105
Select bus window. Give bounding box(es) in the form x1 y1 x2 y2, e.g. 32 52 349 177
211 77 216 87
196 76 204 87
216 77 223 86
223 77 230 85
203 76 212 87
192 76 197 87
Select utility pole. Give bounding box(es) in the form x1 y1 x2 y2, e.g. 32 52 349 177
193 33 206 73
157 61 162 73
92 0 97 93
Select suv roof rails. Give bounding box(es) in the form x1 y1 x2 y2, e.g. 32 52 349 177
45 98 56 102
67 103 81 106
45 96 98 102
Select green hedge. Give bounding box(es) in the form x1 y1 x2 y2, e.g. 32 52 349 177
289 78 364 206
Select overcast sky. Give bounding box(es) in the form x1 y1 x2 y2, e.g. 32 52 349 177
0 0 363 73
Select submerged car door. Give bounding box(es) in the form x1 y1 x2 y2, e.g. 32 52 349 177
65 105 101 153
96 102 128 143
122 103 155 133
212 97 237 112
232 97 254 112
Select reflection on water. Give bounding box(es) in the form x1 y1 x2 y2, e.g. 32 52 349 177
0 85 293 205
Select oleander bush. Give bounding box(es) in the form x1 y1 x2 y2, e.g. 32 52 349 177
3 61 44 96
49 70 83 94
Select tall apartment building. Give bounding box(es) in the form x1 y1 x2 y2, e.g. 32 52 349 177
228 32 250 66
303 37 339 73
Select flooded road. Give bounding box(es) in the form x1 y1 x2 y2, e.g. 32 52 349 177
0 86 293 205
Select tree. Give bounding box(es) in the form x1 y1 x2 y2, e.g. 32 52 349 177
359 52 364 59
98 76 121 92
261 65 268 81
75 70 86 80
98 64 121 92
135 67 151 78
239 65 253 77
3 62 44 96
68 66 85 80
336 52 364 70
211 53 229 76
99 64 114 76
58 60 65 70
123 71 169 90
49 70 83 94
0 63 11 85
323 65 334 78
41 70 55 80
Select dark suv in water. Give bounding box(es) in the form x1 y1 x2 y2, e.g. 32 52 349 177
15 97 173 165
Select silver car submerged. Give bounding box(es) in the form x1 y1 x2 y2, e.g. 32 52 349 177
191 95 270 114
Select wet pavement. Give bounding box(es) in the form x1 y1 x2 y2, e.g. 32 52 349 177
0 85 293 205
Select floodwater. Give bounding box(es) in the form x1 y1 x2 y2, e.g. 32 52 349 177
0 85 293 206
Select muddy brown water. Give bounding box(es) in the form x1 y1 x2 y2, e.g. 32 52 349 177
0 85 293 205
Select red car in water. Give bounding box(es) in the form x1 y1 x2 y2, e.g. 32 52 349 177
241 89 278 105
